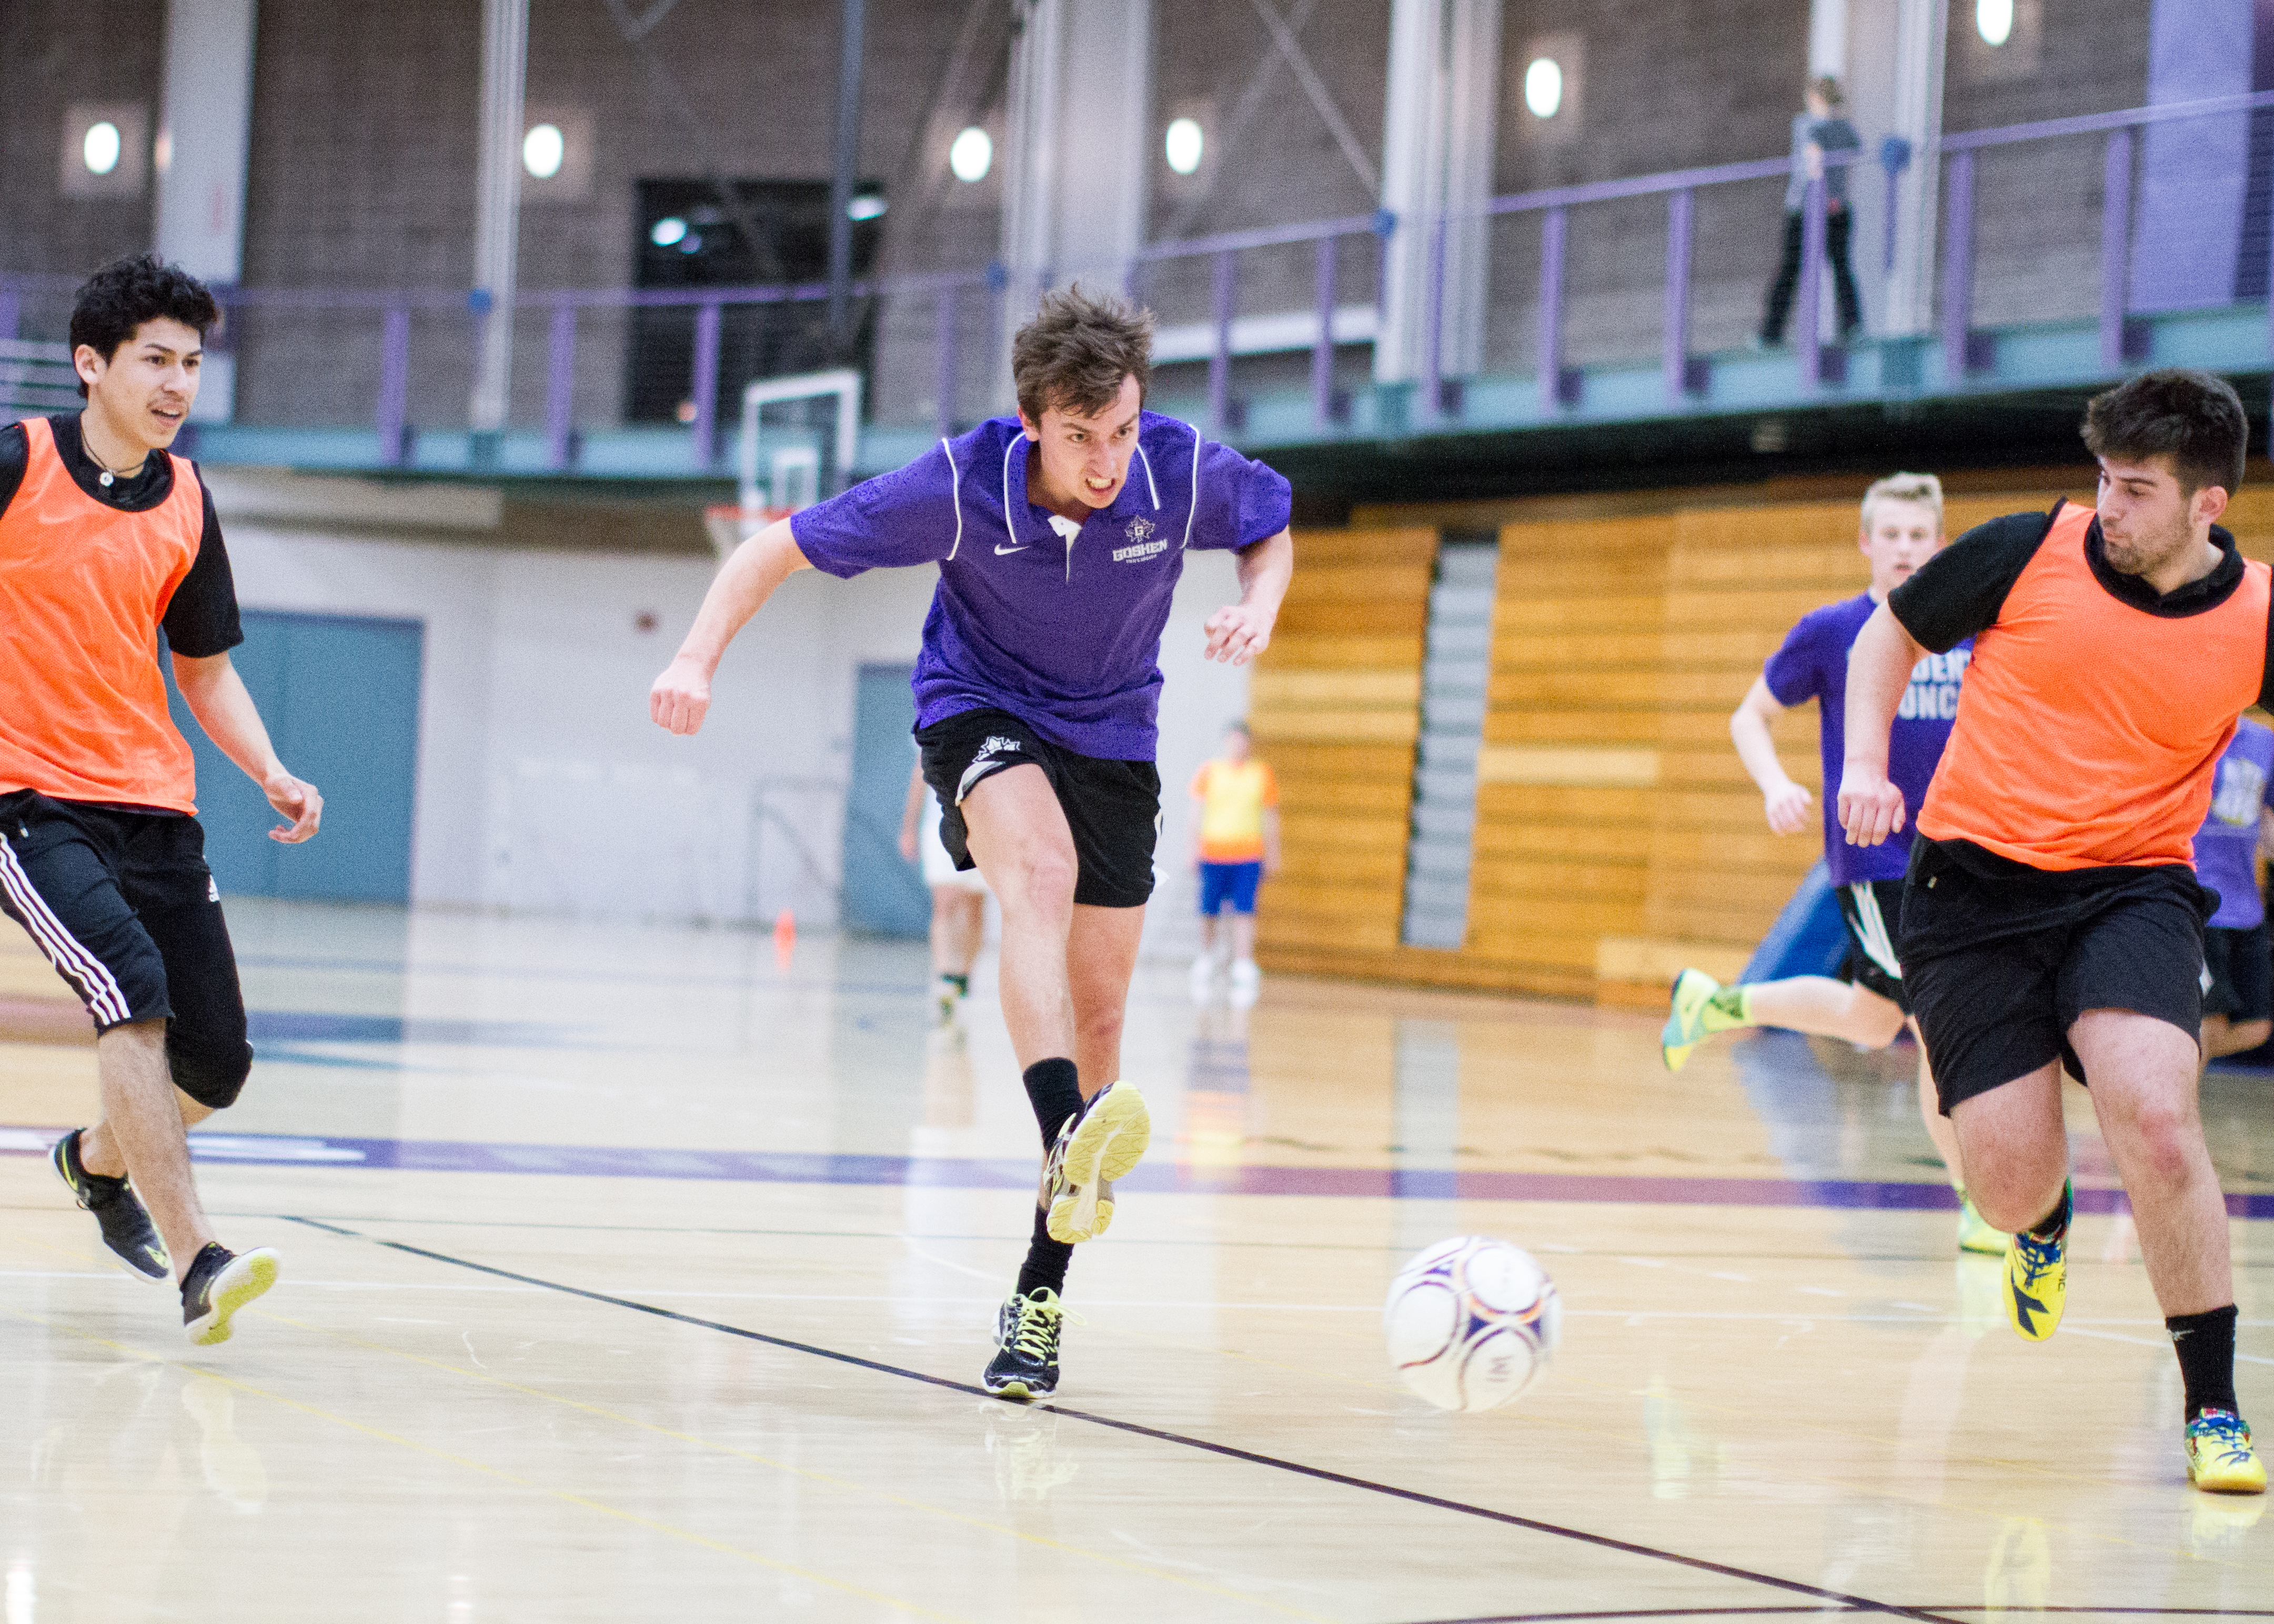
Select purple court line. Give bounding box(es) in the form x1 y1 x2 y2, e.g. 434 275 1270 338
7 1125 2274 1216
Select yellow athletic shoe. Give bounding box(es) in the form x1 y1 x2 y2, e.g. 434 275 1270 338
2186 1410 2268 1495
1956 1193 2009 1256
2003 1183 2069 1342
1041 1081 1151 1244
1662 969 1729 1072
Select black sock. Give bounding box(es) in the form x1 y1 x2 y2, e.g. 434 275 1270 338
1021 1056 1082 1148
944 972 969 994
2027 1183 2072 1239
2169 1304 2241 1420
1014 1205 1073 1300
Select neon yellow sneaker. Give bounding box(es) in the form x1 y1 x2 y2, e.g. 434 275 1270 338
1041 1081 1150 1244
1663 969 1747 1072
1956 1193 2009 1256
2004 1182 2069 1342
2186 1409 2267 1495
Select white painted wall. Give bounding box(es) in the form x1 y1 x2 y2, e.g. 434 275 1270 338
218 518 1250 960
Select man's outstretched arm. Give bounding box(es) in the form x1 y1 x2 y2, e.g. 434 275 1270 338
650 517 813 736
1837 602 1926 848
1204 528 1293 666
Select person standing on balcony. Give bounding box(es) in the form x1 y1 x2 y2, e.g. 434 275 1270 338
1662 472 2004 1257
4 254 323 1345
650 285 1294 1403
1188 720 1280 1004
1760 76 1864 346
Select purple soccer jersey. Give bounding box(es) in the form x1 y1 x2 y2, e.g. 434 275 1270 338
2193 717 2274 929
1763 591 1968 885
791 412 1292 761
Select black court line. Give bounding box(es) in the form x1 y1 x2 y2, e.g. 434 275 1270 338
1394 1612 2274 1624
283 1215 1961 1624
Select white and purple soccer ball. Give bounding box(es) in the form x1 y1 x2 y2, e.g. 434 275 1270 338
1384 1236 1562 1412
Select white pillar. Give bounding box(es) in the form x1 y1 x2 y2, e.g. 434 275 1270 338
1808 0 1846 77
469 0 528 437
1375 0 1502 386
1881 0 1945 336
155 0 258 422
998 0 1151 407
2130 0 2255 311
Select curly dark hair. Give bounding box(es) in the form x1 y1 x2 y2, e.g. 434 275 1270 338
68 253 222 398
2081 368 2248 497
1010 284 1153 423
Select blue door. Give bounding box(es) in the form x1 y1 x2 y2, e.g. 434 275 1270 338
838 662 930 937
168 610 424 903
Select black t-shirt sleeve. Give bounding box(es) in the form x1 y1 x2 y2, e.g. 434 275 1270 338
1886 509 2058 653
160 475 246 658
0 422 27 520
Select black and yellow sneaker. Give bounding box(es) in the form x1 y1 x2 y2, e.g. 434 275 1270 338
2004 1181 2070 1343
1039 1081 1150 1244
181 1243 281 1347
51 1128 168 1280
983 1288 1073 1400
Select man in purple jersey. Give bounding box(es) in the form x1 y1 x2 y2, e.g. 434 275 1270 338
2194 717 2274 1060
1662 472 2003 1255
650 287 1294 1400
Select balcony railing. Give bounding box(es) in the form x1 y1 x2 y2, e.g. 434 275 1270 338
4 87 2272 478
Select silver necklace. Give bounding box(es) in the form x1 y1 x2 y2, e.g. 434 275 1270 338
82 439 141 489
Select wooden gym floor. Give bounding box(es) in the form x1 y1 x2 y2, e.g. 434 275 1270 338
0 900 2267 1621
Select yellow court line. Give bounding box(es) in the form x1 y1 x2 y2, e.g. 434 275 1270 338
6 1306 970 1624
249 1302 1338 1624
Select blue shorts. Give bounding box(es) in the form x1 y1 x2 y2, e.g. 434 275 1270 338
1199 860 1262 915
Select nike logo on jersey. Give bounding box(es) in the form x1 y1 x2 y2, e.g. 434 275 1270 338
995 543 1028 555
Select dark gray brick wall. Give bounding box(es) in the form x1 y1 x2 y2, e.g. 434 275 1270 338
233 0 970 431
0 0 165 338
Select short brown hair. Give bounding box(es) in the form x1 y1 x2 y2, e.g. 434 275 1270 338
1810 76 1845 109
2081 369 2248 497
1859 471 1943 533
1011 284 1153 423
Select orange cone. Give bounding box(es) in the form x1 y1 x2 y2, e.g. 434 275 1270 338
773 908 796 967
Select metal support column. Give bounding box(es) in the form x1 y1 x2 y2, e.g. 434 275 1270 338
469 0 528 438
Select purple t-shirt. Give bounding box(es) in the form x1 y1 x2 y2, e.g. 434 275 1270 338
1763 591 1969 885
791 412 1292 761
2193 717 2273 929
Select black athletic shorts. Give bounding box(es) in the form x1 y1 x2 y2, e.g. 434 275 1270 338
0 790 253 1108
913 708 1161 909
1834 877 1910 1012
2203 922 2273 1024
1897 836 2211 1114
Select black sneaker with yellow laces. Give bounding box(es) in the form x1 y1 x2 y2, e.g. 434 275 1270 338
983 1288 1071 1400
51 1128 168 1281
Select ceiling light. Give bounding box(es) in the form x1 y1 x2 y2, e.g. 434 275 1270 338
1165 117 1204 176
949 126 992 184
847 193 887 221
1977 0 2014 46
650 216 688 248
1524 58 1564 120
82 121 121 176
522 123 565 180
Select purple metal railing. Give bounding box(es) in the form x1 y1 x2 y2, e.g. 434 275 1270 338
15 88 2274 465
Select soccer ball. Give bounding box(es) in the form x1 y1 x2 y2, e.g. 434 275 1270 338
1384 1236 1562 1412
